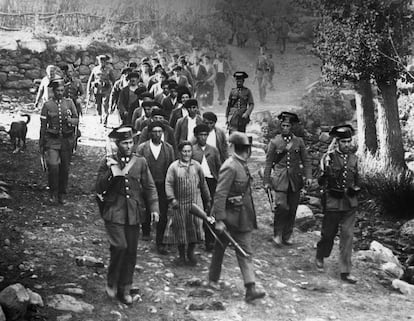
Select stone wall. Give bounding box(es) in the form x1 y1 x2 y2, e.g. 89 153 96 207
0 40 149 103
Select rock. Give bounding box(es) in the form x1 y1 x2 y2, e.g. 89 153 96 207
63 288 85 296
148 306 157 313
369 241 402 267
4 239 10 246
8 73 24 81
47 294 94 313
188 288 214 297
208 301 225 311
56 314 73 321
296 204 313 220
401 219 414 237
307 196 321 207
75 255 104 268
0 72 7 85
188 302 207 311
186 277 202 287
25 69 40 79
1 65 19 73
381 262 404 279
3 80 33 89
392 279 414 296
0 283 30 321
0 307 5 321
27 289 44 307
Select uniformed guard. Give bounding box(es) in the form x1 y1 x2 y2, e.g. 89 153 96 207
96 126 159 304
39 78 79 205
226 71 254 133
263 112 312 246
315 125 360 284
208 131 266 303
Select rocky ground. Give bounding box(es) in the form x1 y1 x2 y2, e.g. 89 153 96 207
0 43 414 321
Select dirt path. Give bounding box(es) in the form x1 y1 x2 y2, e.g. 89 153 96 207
0 44 413 321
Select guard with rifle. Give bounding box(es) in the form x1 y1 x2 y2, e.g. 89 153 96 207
263 112 312 247
315 125 360 284
208 131 266 303
226 71 254 134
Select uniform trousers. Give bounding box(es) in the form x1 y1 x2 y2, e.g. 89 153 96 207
215 72 226 102
256 71 266 101
95 92 110 124
46 146 72 196
209 230 255 285
316 209 356 274
274 185 301 241
105 222 139 291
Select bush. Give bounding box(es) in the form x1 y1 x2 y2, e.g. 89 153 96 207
298 83 355 131
359 151 414 219
399 94 414 151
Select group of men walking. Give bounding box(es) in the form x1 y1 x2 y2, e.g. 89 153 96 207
36 49 360 307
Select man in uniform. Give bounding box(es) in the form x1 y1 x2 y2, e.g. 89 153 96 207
136 121 174 253
39 78 79 205
96 126 159 304
86 54 114 125
208 131 266 303
255 50 268 102
263 112 312 246
226 72 254 133
315 125 359 284
192 124 222 251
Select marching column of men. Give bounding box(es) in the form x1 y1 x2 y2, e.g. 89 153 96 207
37 48 361 305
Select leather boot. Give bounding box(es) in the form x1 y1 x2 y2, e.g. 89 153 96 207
119 285 132 305
187 243 197 266
245 282 265 303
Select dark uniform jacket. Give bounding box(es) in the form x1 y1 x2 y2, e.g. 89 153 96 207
212 154 257 232
226 86 254 127
318 150 359 211
40 98 79 150
191 144 222 180
263 134 311 192
96 154 159 225
64 77 84 115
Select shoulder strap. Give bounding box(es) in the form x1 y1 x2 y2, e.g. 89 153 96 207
122 155 138 175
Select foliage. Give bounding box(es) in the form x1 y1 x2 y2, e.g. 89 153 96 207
399 94 414 150
298 83 355 129
359 151 414 219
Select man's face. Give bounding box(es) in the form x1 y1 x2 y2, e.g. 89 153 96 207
203 118 215 131
117 139 134 156
181 94 190 104
67 69 74 78
47 68 56 79
338 138 352 154
143 106 152 117
196 132 208 146
152 115 164 122
100 59 107 67
162 85 169 95
188 105 198 118
236 78 244 87
53 85 64 99
170 89 177 98
150 126 163 144
129 77 139 86
281 122 292 135
173 69 181 76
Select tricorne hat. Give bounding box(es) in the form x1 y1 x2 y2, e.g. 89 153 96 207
108 126 137 141
48 77 65 88
277 111 299 124
148 120 165 132
194 124 210 135
183 99 198 109
229 131 252 146
329 124 355 139
233 71 248 79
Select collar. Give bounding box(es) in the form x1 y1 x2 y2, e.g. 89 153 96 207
178 159 194 167
232 152 247 163
150 140 162 148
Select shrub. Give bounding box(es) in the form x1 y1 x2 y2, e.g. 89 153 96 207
359 151 414 220
399 94 414 151
298 83 355 131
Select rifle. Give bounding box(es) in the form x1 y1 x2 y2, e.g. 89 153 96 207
189 203 249 258
265 187 275 212
40 153 47 172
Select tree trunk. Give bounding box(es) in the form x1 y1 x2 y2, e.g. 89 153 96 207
376 79 406 168
354 79 378 155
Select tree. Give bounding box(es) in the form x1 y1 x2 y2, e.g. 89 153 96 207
309 0 413 168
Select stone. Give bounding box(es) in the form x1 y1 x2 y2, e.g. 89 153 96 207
25 69 40 79
381 262 404 279
3 80 33 89
7 73 24 81
1 65 19 73
188 288 214 297
0 283 30 321
401 219 414 237
186 277 202 287
0 72 7 84
296 205 313 220
0 307 5 321
307 196 321 207
392 279 414 296
369 241 402 267
56 313 73 321
63 288 85 296
148 306 157 313
27 289 43 307
75 255 104 268
47 294 94 313
18 63 32 69
208 301 225 311
28 58 41 67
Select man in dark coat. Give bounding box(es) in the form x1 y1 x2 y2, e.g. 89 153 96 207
208 132 266 303
202 111 228 163
117 71 141 125
96 126 159 304
192 124 222 251
136 121 175 252
263 112 312 247
175 99 203 146
315 125 360 284
160 82 179 120
226 71 254 133
39 78 79 205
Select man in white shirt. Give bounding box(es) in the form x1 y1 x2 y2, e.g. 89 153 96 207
202 111 228 163
175 99 203 146
191 123 222 251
